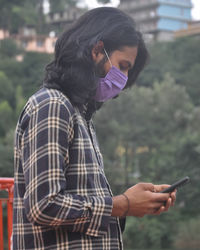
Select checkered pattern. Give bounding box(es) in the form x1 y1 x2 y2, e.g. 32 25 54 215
13 88 123 249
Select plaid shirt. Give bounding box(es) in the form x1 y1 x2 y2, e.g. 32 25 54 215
13 88 123 250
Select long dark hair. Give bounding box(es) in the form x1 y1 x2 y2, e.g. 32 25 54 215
44 7 149 110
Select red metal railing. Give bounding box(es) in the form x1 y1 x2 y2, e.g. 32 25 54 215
0 178 14 250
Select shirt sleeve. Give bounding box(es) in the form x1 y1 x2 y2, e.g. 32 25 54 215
21 97 113 237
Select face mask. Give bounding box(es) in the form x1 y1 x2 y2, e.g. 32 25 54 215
94 48 128 102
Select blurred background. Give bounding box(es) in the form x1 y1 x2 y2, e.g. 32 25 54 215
0 0 200 249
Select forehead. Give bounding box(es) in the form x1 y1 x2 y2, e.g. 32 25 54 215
110 46 138 66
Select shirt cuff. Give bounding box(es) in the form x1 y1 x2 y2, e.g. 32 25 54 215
85 196 113 237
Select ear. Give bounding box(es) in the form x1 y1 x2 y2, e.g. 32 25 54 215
91 41 104 63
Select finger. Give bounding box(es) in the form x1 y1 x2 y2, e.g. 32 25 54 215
150 201 166 209
152 205 166 215
154 184 170 192
164 197 172 211
149 200 169 214
151 192 170 202
170 190 177 206
152 197 172 215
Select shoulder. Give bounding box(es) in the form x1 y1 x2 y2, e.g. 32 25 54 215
18 88 76 129
29 87 75 115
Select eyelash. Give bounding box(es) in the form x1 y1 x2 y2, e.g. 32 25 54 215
120 65 128 71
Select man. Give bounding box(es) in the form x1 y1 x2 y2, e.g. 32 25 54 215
13 7 176 250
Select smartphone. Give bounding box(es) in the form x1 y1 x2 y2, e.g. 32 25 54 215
160 176 190 193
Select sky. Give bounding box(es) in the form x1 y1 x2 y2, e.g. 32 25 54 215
81 0 200 20
191 0 200 20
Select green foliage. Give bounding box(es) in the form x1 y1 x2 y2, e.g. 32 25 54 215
174 217 200 249
123 211 179 249
19 52 52 98
0 101 13 137
15 85 26 118
0 52 52 100
0 71 14 103
0 130 15 177
49 0 78 12
0 0 22 30
138 37 200 106
0 39 21 58
0 0 46 33
11 2 40 30
0 41 51 180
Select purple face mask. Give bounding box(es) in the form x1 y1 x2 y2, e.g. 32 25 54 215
94 49 128 102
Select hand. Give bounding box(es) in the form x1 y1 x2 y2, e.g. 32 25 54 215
123 183 171 217
152 184 177 215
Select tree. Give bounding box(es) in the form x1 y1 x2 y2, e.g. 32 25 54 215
123 211 179 249
0 101 13 137
20 52 52 98
0 0 24 31
0 39 21 58
174 217 200 249
15 85 26 118
138 37 200 106
0 0 46 33
95 74 200 248
0 129 15 177
49 0 77 13
0 71 14 104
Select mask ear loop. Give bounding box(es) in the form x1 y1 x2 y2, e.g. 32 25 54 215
103 48 112 67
